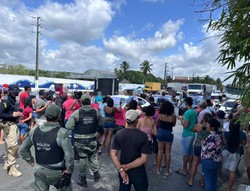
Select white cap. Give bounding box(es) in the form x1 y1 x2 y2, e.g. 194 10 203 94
125 109 141 123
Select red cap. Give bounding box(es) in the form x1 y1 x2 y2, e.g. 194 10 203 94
2 84 8 88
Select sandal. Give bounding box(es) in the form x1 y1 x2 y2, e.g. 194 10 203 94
165 170 172 176
185 179 193 187
175 168 187 176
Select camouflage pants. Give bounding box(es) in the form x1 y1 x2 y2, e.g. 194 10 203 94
3 122 19 168
33 165 72 191
75 140 99 177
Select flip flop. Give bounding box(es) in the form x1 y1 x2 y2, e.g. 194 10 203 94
175 168 187 176
165 170 172 176
185 179 193 187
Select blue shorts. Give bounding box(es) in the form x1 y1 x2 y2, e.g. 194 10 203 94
194 145 201 157
104 121 116 129
157 129 174 143
18 123 30 135
181 136 195 156
32 111 36 120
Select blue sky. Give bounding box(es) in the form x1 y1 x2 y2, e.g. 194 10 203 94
0 0 230 82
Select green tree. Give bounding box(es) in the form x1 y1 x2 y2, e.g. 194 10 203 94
126 70 144 84
114 68 122 81
198 0 250 123
119 61 130 80
216 78 223 92
140 60 152 83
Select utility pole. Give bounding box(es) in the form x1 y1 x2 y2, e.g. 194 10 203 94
35 17 40 90
164 62 168 85
172 66 174 81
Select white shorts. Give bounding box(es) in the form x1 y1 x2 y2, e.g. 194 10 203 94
222 149 240 172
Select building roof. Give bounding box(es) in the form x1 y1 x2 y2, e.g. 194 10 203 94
68 69 118 80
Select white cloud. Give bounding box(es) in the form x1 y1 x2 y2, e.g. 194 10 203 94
0 0 233 84
103 19 184 58
0 0 115 69
41 42 115 72
152 26 232 83
34 0 114 44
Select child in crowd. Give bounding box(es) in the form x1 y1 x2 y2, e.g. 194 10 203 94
17 97 33 142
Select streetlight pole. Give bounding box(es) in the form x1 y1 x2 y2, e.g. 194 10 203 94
35 17 40 90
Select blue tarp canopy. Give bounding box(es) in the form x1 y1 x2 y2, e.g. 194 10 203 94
13 79 35 88
67 83 87 90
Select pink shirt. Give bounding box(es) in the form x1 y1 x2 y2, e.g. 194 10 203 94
63 98 80 120
140 127 153 141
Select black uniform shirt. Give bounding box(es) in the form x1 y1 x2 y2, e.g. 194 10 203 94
0 99 16 122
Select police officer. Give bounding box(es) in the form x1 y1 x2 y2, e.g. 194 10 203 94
19 105 74 191
66 94 103 187
0 86 22 177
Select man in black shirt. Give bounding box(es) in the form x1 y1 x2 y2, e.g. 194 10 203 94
110 109 150 191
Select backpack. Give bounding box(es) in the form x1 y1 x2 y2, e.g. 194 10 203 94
207 107 216 118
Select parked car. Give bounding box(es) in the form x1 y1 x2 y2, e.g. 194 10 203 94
178 96 203 116
108 95 150 128
218 99 236 117
110 95 150 109
151 94 175 106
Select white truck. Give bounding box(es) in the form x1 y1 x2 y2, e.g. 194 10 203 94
187 83 214 96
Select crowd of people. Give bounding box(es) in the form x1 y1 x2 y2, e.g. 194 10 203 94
0 84 249 191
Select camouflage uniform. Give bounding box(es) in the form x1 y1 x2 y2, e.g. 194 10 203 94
66 94 103 187
19 105 74 191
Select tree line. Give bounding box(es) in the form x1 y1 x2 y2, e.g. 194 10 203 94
114 60 223 90
0 64 71 79
0 62 223 90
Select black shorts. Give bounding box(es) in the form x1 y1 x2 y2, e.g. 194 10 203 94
194 145 201 157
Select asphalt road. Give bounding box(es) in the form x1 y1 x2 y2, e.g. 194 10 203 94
0 121 204 191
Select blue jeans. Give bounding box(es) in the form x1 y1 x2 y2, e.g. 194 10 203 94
202 159 220 191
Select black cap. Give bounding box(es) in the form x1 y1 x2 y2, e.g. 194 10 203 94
217 110 226 119
8 85 21 94
39 90 45 96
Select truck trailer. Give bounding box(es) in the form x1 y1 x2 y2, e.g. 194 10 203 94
187 83 214 96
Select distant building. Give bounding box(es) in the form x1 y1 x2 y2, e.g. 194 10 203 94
172 76 204 83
